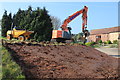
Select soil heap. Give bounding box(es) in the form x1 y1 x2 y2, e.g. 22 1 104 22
4 42 119 79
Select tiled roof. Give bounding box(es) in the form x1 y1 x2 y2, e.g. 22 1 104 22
90 26 120 35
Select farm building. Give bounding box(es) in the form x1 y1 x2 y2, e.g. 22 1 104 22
88 26 120 42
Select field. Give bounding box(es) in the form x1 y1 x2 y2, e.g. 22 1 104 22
2 40 120 79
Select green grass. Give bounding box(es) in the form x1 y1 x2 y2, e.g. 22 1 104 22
91 44 101 48
0 45 25 79
108 44 118 48
85 42 96 46
0 36 7 40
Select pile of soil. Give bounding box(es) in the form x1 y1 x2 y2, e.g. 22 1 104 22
4 42 120 79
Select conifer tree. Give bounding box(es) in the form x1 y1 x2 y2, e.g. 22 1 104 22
1 11 12 37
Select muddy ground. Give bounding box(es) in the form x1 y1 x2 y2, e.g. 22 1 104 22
3 42 120 79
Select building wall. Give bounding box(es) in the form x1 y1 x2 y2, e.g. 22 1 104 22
109 32 120 42
88 32 120 42
88 34 109 42
101 34 109 42
88 35 96 42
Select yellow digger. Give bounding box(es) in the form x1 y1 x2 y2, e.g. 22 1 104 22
7 27 34 41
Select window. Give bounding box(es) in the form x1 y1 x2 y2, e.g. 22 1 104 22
96 35 101 38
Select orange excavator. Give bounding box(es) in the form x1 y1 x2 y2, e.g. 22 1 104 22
51 6 90 43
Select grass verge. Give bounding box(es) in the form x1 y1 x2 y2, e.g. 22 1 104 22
0 44 25 79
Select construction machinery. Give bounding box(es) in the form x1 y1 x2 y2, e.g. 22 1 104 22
51 6 90 43
7 27 34 41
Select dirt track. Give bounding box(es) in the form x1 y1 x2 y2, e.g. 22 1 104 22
4 42 120 79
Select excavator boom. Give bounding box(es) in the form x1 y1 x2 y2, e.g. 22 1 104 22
61 6 88 32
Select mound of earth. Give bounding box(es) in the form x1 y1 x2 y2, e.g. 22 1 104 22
3 42 120 79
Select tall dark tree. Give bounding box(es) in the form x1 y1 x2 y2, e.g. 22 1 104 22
13 8 25 27
30 7 52 41
28 6 32 11
1 11 12 37
0 19 1 26
0 19 1 33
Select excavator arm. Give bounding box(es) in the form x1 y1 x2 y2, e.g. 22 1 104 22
61 6 88 33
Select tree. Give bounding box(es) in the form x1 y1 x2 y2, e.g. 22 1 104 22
1 11 12 37
0 19 1 29
0 19 1 32
50 16 61 30
72 33 83 42
13 8 25 27
0 19 1 25
1 6 52 41
28 6 32 11
30 7 52 41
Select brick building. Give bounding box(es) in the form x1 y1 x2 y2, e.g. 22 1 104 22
88 26 120 42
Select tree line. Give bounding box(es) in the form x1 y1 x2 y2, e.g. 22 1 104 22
1 6 61 41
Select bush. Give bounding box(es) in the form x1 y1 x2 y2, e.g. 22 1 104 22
106 40 112 44
78 42 84 45
91 41 96 45
113 40 118 44
98 40 102 43
85 42 95 46
70 42 74 45
92 44 101 48
103 41 107 44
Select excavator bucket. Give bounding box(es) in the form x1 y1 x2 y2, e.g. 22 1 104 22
83 30 90 38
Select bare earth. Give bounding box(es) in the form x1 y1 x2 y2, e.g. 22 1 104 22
3 42 120 79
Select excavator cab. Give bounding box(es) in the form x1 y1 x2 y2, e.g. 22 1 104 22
51 27 72 43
